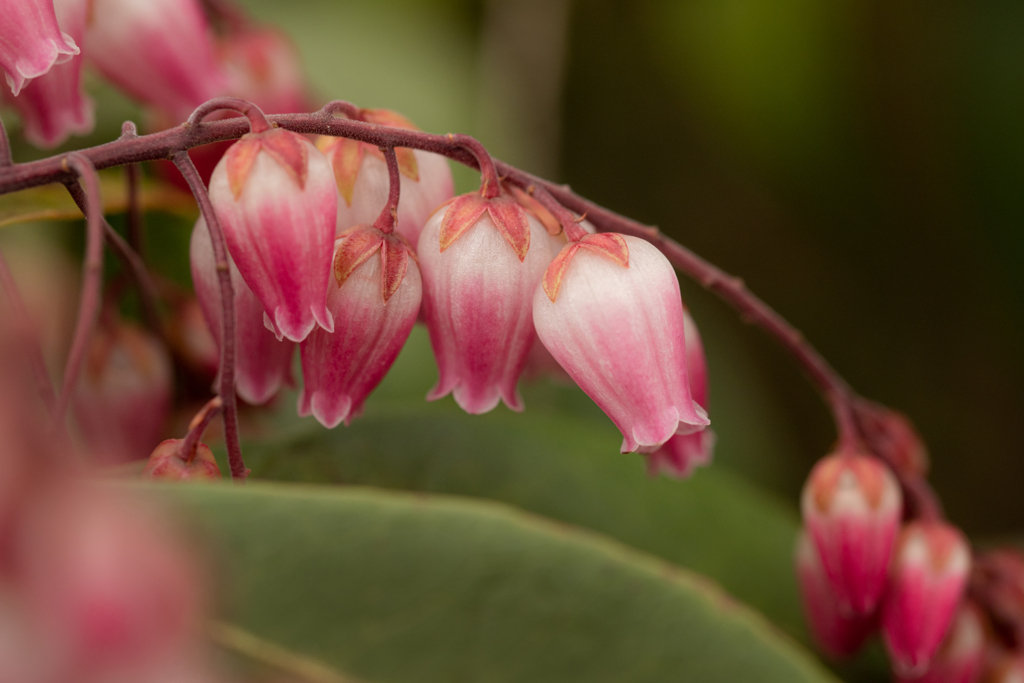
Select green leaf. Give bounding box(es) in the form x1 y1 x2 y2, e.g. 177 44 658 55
0 168 195 229
160 482 837 683
240 328 809 644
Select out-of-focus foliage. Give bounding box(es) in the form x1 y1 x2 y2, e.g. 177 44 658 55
159 481 839 683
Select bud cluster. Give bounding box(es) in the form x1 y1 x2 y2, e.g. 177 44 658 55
796 448 980 681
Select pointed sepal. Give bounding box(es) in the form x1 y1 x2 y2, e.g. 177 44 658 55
543 233 630 302
381 235 411 303
509 185 562 236
334 225 383 288
439 193 489 252
486 194 531 262
224 136 262 200
259 128 309 190
319 136 365 206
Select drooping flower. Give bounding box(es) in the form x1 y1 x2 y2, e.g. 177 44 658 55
319 108 454 245
883 521 972 677
218 24 309 116
7 0 92 148
795 530 875 659
189 216 295 405
84 0 226 122
418 191 553 414
801 451 902 616
896 601 986 683
208 127 337 343
645 307 716 478
299 225 421 428
0 0 79 96
533 233 709 452
71 320 172 464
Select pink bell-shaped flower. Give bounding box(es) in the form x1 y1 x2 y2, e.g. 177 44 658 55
6 0 92 148
883 521 972 677
190 216 295 405
319 109 454 246
71 320 172 464
0 0 79 96
209 127 337 343
645 307 716 477
801 451 902 616
795 530 875 659
219 25 310 116
84 0 227 121
14 484 204 676
418 190 553 414
896 601 986 683
299 225 421 428
533 233 709 452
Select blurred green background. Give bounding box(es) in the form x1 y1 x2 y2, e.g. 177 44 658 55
4 0 1021 539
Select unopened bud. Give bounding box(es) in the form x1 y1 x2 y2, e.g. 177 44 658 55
72 321 172 463
883 521 972 677
854 400 929 479
801 452 902 616
795 531 875 659
895 601 986 683
143 439 221 481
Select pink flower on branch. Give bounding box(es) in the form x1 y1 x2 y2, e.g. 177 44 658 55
299 225 421 428
319 108 454 246
533 233 709 453
84 0 226 121
795 530 875 659
418 191 553 414
209 126 337 343
646 308 716 478
190 216 295 406
801 451 902 616
883 521 972 677
6 0 93 148
0 0 79 96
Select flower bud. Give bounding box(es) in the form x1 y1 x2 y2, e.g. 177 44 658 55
795 531 875 659
896 601 986 683
84 0 227 121
854 400 930 479
6 0 93 148
883 521 972 677
801 452 902 616
0 0 79 96
532 233 709 452
319 109 454 246
418 191 553 414
143 439 222 481
190 216 295 405
15 484 204 675
299 226 421 428
209 128 337 343
72 320 172 463
645 308 715 478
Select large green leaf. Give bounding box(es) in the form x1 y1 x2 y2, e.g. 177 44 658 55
238 329 808 644
163 482 837 683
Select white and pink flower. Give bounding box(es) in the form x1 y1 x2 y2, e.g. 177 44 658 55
299 225 421 428
802 452 902 616
84 0 226 122
189 216 295 406
532 233 709 453
883 521 972 677
0 0 79 96
209 127 337 343
6 0 92 148
418 191 552 414
319 109 454 246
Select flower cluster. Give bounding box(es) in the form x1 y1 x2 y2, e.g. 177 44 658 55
0 0 308 149
796 447 979 681
185 102 714 471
